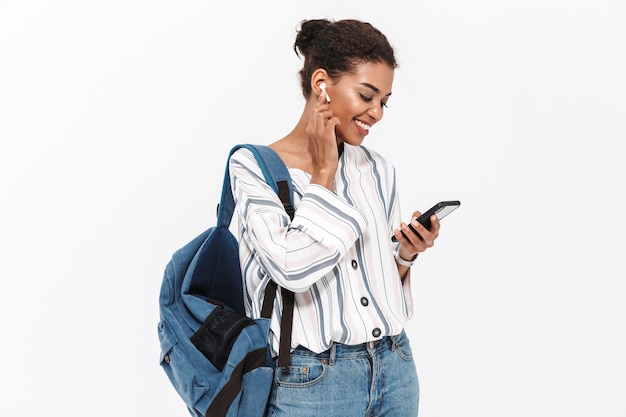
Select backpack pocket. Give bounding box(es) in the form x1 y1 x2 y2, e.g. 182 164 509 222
190 305 255 372
158 319 213 414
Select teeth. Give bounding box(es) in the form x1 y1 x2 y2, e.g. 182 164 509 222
355 120 371 131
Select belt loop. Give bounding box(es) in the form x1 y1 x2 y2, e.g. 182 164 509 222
329 342 336 365
390 333 399 351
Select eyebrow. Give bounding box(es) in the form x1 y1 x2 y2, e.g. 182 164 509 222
359 82 392 97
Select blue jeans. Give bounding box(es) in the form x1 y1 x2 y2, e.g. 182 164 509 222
266 331 419 417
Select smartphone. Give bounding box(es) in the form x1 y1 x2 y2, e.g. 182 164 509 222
391 200 461 242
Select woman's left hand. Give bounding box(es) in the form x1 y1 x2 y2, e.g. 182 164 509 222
393 211 440 260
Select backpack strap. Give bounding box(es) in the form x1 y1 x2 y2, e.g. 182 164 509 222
217 144 294 227
218 144 295 368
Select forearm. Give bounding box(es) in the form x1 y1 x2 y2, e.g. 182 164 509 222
231 150 367 291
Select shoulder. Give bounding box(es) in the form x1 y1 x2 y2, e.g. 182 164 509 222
228 147 268 187
229 146 254 163
228 146 265 173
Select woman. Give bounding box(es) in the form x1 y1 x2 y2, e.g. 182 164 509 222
229 18 440 417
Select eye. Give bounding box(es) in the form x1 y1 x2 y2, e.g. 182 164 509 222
360 92 389 109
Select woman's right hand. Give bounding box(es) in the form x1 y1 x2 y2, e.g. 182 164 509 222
306 89 341 190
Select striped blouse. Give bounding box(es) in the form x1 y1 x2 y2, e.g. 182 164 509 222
229 144 413 356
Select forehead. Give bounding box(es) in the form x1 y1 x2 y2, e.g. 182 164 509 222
341 61 394 94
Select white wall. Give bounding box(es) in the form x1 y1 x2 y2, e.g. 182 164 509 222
1 1 624 416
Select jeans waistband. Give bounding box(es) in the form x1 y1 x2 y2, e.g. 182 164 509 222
291 332 404 363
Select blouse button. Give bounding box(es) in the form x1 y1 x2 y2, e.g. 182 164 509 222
360 297 369 306
372 328 381 338
351 260 358 269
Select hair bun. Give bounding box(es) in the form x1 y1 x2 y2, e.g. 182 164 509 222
294 19 332 58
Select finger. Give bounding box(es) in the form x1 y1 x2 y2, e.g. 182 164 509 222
309 113 338 145
316 89 333 110
407 219 439 249
307 109 332 138
397 225 431 258
400 222 424 247
326 115 340 131
411 220 436 249
407 217 425 242
429 215 441 237
317 87 328 104
394 226 418 251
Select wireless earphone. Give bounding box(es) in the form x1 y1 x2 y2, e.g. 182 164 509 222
319 82 331 103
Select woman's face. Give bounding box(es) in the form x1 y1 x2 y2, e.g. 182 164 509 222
327 62 394 146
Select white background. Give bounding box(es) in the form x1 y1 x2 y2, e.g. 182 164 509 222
1 1 625 416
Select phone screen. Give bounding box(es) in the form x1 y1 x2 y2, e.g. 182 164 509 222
425 203 459 222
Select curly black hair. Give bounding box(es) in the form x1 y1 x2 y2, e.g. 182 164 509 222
294 19 398 98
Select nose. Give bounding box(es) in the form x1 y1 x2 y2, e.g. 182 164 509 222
367 104 383 123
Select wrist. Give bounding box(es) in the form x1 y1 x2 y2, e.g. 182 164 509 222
394 250 418 267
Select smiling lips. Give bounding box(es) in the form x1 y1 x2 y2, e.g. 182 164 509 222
355 119 371 133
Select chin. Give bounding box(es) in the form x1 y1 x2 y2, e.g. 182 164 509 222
337 127 367 147
341 137 365 147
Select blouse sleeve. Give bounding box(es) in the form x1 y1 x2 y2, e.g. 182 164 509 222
229 148 368 292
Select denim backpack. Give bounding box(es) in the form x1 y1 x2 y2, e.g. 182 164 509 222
158 144 295 417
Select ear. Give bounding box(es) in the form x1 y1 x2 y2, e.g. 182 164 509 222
310 69 329 97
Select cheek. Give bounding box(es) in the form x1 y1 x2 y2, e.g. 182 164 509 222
333 104 358 126
331 97 365 137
